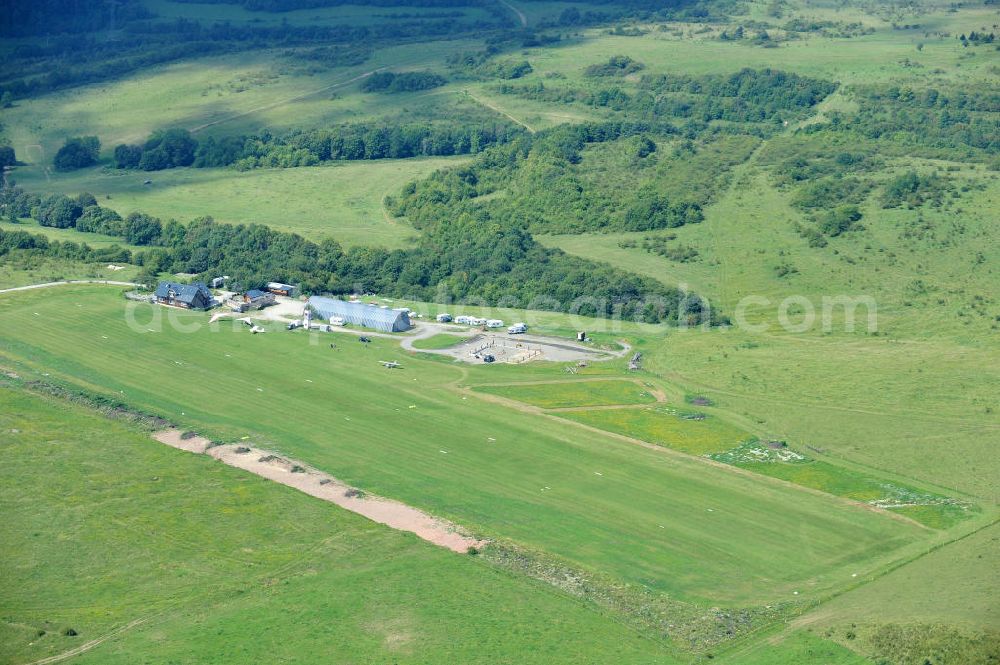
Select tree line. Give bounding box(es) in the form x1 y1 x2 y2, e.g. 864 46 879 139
108 122 524 172
0 179 715 326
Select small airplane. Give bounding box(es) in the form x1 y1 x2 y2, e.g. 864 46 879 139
379 360 403 369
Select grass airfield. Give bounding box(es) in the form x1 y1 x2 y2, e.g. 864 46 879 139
0 387 686 665
2 0 999 661
0 284 995 664
0 286 930 609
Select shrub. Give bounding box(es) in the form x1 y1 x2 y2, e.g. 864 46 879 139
53 136 99 171
0 145 16 168
361 71 446 93
818 205 862 236
584 55 645 77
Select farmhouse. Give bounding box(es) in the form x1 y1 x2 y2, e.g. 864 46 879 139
154 282 213 310
308 296 412 332
267 282 298 297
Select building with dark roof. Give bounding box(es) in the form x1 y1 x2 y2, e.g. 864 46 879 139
154 282 213 310
308 296 412 332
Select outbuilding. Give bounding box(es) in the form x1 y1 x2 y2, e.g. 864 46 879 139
308 296 412 332
227 289 275 312
154 282 213 310
267 282 298 297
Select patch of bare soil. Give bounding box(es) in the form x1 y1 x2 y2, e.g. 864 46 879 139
152 429 485 553
152 429 212 454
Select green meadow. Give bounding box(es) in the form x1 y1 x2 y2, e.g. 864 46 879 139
12 158 465 247
714 629 870 665
0 219 139 251
558 406 751 456
475 379 657 408
793 520 1000 664
409 332 467 349
0 387 685 665
0 286 929 613
3 39 480 170
0 254 140 289
507 1 998 88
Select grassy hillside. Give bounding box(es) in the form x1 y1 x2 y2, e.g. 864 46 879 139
539 167 999 502
0 387 686 665
0 219 139 251
11 158 465 247
2 39 479 171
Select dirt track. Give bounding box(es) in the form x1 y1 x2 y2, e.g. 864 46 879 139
153 430 485 553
